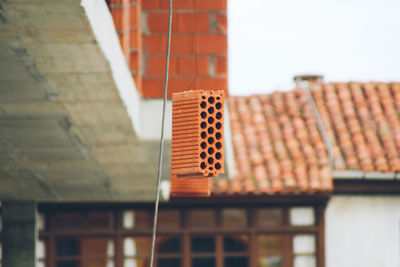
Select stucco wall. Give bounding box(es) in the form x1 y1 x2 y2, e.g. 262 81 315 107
326 195 400 267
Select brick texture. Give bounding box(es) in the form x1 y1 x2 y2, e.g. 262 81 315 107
109 0 228 98
171 90 225 197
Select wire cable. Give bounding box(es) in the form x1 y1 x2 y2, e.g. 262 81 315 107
149 0 173 266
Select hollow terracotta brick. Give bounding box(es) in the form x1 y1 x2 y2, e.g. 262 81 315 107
171 90 224 196
170 174 211 197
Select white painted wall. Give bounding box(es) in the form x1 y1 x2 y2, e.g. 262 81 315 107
326 196 400 267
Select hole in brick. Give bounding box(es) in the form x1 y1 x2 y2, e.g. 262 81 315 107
200 152 206 159
201 162 206 169
215 163 221 170
208 157 214 164
201 111 207 118
216 112 222 119
216 132 221 140
209 167 213 170
202 96 206 99
208 107 214 114
208 147 214 154
216 102 222 109
208 137 214 144
201 142 207 149
201 101 207 108
208 97 215 104
216 122 222 129
201 122 207 129
208 117 214 124
201 131 207 139
208 127 214 134
216 142 222 149
215 152 221 159
217 97 220 100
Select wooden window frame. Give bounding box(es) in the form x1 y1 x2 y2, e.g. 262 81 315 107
39 201 326 267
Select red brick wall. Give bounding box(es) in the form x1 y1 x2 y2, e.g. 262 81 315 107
109 0 143 93
109 0 227 98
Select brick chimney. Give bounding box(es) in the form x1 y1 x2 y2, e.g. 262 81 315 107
109 0 228 98
293 74 324 88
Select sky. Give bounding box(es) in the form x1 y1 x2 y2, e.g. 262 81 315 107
228 0 400 95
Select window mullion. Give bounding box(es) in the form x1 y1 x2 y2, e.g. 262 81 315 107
249 208 256 267
183 209 190 267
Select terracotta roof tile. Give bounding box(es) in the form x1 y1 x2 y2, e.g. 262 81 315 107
212 82 400 195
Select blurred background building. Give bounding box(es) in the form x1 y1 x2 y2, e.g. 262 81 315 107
0 0 399 267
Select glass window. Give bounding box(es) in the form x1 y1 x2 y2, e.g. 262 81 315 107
294 255 316 267
57 260 79 267
54 213 83 230
192 257 214 267
188 209 215 228
87 211 113 229
257 235 284 267
158 210 180 229
223 235 248 252
222 208 247 228
293 235 315 254
191 237 214 253
157 237 181 253
37 213 45 231
257 208 284 227
56 238 114 267
123 210 150 229
57 239 79 256
123 237 151 267
224 257 248 267
157 258 181 267
36 240 46 259
289 207 315 226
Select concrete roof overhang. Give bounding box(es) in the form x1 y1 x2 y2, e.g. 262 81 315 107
0 0 174 202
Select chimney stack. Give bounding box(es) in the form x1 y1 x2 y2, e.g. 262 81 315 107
293 74 324 88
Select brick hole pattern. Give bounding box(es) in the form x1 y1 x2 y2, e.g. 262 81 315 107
170 90 224 197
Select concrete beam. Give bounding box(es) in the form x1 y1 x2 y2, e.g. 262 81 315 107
2 201 37 267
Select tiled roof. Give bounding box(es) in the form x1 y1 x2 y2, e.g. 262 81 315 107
212 82 400 195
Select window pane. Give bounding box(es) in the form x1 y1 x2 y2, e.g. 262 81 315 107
188 209 215 228
82 238 113 257
224 257 248 267
294 256 316 267
124 258 148 267
37 213 45 231
157 237 181 253
223 235 248 252
157 258 180 267
257 235 284 267
191 237 214 253
222 208 247 228
57 239 79 256
84 259 108 267
158 210 180 229
87 211 113 229
257 208 283 227
124 238 151 257
289 207 315 226
36 240 46 259
123 210 150 229
192 257 215 267
57 260 80 267
54 213 83 229
293 235 316 254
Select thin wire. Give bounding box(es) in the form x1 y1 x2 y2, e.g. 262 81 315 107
149 0 173 266
304 81 335 170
